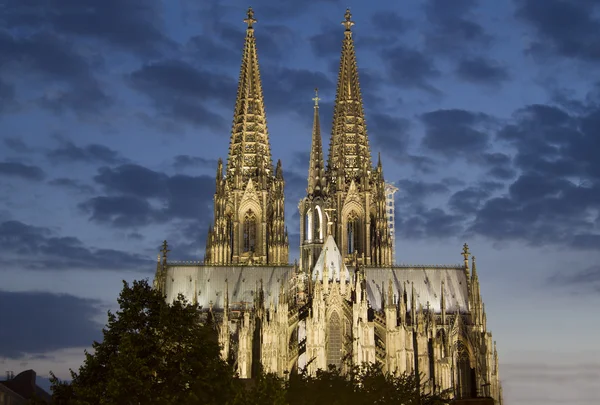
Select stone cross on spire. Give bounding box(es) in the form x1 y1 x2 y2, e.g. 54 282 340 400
244 7 257 29
342 8 354 31
312 87 320 107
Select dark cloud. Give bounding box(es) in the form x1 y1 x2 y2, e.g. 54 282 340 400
421 109 492 155
309 27 341 58
448 185 496 214
0 31 110 114
128 59 234 131
381 45 441 93
0 220 151 271
369 114 411 156
3 0 173 56
48 178 96 194
370 11 410 35
423 0 492 55
81 164 215 228
173 155 219 171
397 207 465 240
81 196 161 228
548 266 600 294
477 153 516 180
0 79 17 113
47 140 124 165
456 57 510 85
0 162 45 181
396 179 450 202
0 290 103 358
3 137 31 153
515 0 600 63
262 67 335 118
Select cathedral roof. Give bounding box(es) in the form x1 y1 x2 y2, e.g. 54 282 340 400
364 266 469 313
164 265 294 310
311 235 351 283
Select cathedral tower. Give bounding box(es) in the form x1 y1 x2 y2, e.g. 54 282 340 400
204 8 288 265
299 89 327 272
323 9 393 266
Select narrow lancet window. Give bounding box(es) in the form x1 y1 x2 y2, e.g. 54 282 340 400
243 210 257 252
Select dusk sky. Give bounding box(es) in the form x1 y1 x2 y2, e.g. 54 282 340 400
1 0 599 403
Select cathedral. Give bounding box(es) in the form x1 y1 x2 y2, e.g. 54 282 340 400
153 8 502 403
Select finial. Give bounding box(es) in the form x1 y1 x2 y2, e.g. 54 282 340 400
157 254 160 263
342 8 354 31
462 243 470 261
312 88 320 107
161 240 170 264
244 7 257 29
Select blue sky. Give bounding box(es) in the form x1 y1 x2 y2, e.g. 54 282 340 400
1 0 600 403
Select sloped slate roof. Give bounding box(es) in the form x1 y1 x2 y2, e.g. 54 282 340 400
165 265 294 310
364 266 469 313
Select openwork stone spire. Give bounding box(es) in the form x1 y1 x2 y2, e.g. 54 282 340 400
327 8 372 189
226 7 273 184
307 88 326 197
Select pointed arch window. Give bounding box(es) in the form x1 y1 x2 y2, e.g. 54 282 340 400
347 211 360 255
327 311 343 369
243 210 257 252
314 206 323 241
306 208 313 241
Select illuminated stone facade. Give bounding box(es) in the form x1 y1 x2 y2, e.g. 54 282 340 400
153 8 502 403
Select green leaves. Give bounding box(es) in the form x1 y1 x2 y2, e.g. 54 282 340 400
49 279 234 405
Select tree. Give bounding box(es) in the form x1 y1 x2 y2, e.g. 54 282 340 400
49 279 235 405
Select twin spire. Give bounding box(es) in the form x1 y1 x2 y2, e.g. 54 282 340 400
227 7 372 191
226 7 273 184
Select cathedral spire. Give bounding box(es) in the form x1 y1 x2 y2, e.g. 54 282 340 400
307 88 326 196
226 7 273 184
327 8 372 188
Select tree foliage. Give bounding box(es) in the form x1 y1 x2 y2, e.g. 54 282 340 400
49 279 234 405
48 279 451 405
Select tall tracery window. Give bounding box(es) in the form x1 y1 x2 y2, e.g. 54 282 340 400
306 208 313 241
227 215 234 259
327 312 343 369
243 210 257 252
457 341 475 398
347 211 360 255
314 206 322 241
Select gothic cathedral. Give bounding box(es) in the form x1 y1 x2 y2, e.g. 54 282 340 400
153 8 502 403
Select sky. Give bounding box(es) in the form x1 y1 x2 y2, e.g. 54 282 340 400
0 0 599 403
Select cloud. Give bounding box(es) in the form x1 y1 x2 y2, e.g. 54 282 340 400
48 178 96 194
420 109 492 155
370 11 410 35
380 45 441 93
514 0 600 63
310 27 342 58
3 0 173 56
423 0 492 55
47 140 124 165
3 137 31 153
0 290 103 358
0 79 17 113
80 164 215 228
128 59 234 131
0 162 45 181
448 184 497 214
172 155 219 171
397 207 466 240
548 265 600 293
369 114 411 156
455 57 510 85
0 31 110 114
0 220 151 271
